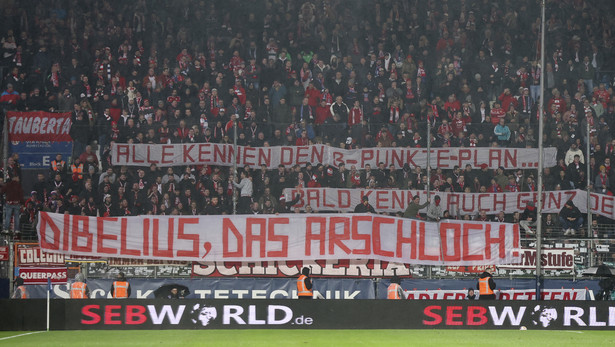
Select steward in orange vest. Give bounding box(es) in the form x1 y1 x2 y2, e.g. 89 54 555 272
50 154 66 176
387 276 404 299
477 271 496 300
297 267 313 299
111 272 131 298
12 278 27 299
70 273 90 299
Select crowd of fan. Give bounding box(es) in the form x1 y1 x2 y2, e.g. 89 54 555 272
1 0 615 234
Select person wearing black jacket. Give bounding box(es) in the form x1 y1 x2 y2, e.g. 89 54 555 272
354 195 376 213
559 200 583 236
276 194 301 213
477 271 496 300
520 201 537 236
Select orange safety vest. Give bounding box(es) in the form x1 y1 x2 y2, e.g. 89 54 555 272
478 277 494 295
70 282 88 299
113 281 129 298
387 283 402 299
18 285 27 299
297 275 313 297
51 160 65 172
71 163 84 179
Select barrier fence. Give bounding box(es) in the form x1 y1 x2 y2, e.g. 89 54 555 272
1 299 614 330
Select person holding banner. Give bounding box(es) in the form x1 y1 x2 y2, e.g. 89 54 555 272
297 267 313 300
70 273 90 299
403 195 430 219
111 272 131 299
426 196 443 221
477 271 496 300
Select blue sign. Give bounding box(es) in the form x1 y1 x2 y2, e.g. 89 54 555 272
9 141 72 169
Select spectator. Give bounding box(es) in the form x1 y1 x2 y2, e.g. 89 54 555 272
354 195 375 213
1 176 24 235
426 196 443 222
559 200 584 236
520 201 537 236
403 195 430 219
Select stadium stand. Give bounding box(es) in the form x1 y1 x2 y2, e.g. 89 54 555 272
1 0 615 249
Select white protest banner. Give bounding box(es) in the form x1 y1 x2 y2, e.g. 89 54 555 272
497 249 575 270
282 188 615 219
405 289 586 300
111 143 557 169
37 212 520 266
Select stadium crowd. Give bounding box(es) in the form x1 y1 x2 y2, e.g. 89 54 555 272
1 0 615 236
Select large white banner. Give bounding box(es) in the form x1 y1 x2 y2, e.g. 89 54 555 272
111 143 558 169
405 289 586 300
282 188 615 218
36 212 520 266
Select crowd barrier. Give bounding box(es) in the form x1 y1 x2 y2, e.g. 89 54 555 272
1 299 613 330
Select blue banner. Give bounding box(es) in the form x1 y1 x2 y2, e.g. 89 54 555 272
9 141 72 169
25 278 375 299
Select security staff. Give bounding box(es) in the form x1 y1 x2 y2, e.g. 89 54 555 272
477 271 496 300
387 276 404 299
297 267 313 299
70 273 90 299
110 272 131 298
11 278 27 299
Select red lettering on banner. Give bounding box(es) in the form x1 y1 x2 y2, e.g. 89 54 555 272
305 217 326 256
477 194 490 212
126 305 147 325
397 220 418 259
489 149 501 167
446 306 463 326
81 305 101 324
142 219 151 256
484 224 507 260
310 146 324 165
419 222 439 261
153 218 173 258
120 218 140 256
504 150 517 167
295 146 308 165
104 305 122 325
462 223 483 261
467 306 488 325
437 149 450 168
338 190 351 209
406 150 418 167
322 190 335 208
97 218 118 255
351 216 372 255
183 145 195 163
72 215 93 253
376 191 388 209
161 145 174 164
372 216 394 258
116 145 129 165
213 145 227 164
329 217 351 255
461 194 475 213
131 146 144 164
198 144 211 162
280 147 292 166
39 212 62 250
177 218 200 258
246 218 267 258
258 148 271 167
243 147 256 165
223 218 243 257
517 192 530 210
332 151 344 167
440 223 461 262
361 149 374 167
306 189 319 209
458 149 471 167
391 149 404 168
493 193 506 212
267 218 289 257
146 146 159 164
423 306 442 325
